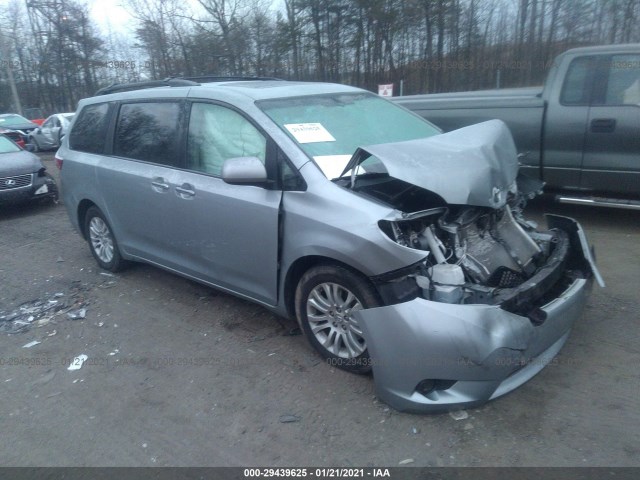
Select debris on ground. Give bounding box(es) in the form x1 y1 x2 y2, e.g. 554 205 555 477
398 459 414 465
1 285 92 334
108 349 119 356
67 354 88 371
411 427 419 435
449 410 469 421
67 308 87 320
279 414 301 423
22 340 41 348
56 256 65 263
0 294 67 334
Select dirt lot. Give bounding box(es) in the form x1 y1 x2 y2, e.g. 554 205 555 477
1 152 639 467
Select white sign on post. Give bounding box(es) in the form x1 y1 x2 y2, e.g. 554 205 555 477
378 83 394 97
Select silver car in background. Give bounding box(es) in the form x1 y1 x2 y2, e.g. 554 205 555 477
28 113 74 151
58 79 603 412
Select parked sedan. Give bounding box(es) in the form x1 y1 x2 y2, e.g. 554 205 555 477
0 113 39 148
28 113 75 151
0 134 58 205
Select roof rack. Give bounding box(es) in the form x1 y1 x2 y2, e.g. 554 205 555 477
183 75 283 83
94 76 283 96
94 78 200 96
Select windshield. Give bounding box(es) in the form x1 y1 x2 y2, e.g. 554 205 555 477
0 114 32 126
0 135 21 153
258 92 440 179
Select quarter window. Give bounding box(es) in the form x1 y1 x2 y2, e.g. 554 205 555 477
114 102 181 165
69 103 110 154
187 103 266 176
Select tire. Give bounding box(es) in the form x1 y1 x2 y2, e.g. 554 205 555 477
84 206 126 272
295 264 381 374
30 136 40 152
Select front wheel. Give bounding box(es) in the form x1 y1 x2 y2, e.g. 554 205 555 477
30 136 40 152
84 206 126 272
295 265 381 374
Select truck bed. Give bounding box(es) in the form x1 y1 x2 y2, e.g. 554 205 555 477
394 88 546 180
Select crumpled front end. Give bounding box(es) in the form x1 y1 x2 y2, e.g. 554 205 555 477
332 119 602 411
355 214 600 412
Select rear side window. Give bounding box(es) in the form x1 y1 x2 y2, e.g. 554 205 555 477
560 57 594 105
114 102 181 165
69 103 110 154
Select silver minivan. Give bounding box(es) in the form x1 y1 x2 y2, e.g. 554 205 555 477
59 78 602 412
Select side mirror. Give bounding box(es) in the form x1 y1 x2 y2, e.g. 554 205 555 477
25 143 35 152
221 156 268 186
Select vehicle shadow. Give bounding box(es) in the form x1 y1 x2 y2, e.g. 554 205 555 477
0 200 60 222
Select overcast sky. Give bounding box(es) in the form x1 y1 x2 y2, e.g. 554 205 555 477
0 0 283 37
86 0 285 37
89 0 134 35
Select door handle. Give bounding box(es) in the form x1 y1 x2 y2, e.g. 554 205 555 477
151 177 170 192
175 183 195 198
590 118 616 133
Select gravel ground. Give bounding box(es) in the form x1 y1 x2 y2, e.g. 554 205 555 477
0 152 638 467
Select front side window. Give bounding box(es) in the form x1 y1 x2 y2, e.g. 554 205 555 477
186 103 266 176
258 92 439 179
114 102 181 165
69 103 110 154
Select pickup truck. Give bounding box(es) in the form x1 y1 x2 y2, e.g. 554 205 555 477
394 44 640 210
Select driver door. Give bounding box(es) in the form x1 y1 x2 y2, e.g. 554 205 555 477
169 101 282 305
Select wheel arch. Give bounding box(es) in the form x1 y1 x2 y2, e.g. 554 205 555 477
282 255 379 321
77 199 98 240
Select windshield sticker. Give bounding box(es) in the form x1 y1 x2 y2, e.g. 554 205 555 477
285 123 336 144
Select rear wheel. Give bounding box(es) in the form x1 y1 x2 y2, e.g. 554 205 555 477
295 264 380 374
84 206 125 272
30 136 40 152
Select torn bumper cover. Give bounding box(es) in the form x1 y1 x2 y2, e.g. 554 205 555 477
355 216 601 413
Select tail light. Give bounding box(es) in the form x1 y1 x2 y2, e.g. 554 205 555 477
55 153 63 169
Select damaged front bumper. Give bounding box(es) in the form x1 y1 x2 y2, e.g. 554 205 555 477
0 172 57 205
355 215 601 413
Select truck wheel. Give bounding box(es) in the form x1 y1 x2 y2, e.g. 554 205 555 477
295 264 380 374
84 206 126 272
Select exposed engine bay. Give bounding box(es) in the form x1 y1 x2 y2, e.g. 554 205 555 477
378 200 561 303
331 120 598 317
336 172 582 317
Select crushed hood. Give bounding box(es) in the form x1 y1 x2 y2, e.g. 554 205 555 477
351 120 519 208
